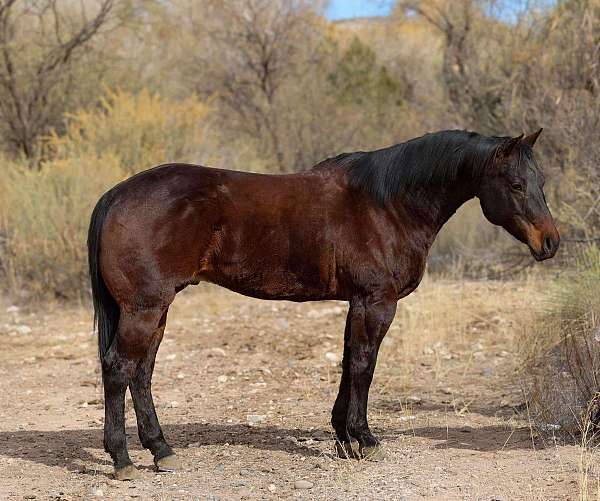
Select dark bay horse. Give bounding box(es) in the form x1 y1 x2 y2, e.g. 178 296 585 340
88 129 559 480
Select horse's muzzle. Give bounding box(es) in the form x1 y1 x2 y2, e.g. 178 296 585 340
531 233 560 261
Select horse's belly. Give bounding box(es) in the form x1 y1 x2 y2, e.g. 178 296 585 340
210 274 334 301
199 233 338 301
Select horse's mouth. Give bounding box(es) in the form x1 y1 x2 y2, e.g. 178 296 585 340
529 238 559 261
530 246 551 261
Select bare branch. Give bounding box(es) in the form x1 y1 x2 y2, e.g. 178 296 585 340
0 0 115 158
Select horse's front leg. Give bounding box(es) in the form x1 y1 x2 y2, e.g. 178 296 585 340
332 291 396 460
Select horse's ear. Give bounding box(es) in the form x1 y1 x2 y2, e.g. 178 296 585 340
522 128 543 147
497 134 524 159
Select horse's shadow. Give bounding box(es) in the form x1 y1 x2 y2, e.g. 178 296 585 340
393 424 539 451
0 423 326 476
0 418 544 476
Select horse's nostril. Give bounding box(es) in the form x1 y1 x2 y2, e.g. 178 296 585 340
543 236 553 254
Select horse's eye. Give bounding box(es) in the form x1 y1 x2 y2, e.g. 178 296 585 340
511 182 524 192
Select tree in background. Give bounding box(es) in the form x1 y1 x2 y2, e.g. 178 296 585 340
534 0 600 238
175 0 420 172
395 0 515 132
329 36 406 110
0 0 122 159
183 0 328 171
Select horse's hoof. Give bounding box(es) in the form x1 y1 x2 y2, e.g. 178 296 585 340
155 454 182 472
114 464 141 481
335 441 385 461
361 444 386 462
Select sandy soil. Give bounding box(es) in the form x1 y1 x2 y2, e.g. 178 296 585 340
0 281 583 500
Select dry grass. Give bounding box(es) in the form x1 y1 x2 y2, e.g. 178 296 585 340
517 246 600 440
380 271 543 392
579 408 600 500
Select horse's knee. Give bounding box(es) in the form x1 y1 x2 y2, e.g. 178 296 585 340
348 349 371 377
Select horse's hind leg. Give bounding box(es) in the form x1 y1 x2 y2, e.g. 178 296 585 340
102 306 171 480
129 308 180 472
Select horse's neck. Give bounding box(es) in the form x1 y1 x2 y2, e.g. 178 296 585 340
397 180 477 242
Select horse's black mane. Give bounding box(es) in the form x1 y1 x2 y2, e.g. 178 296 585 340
321 130 510 204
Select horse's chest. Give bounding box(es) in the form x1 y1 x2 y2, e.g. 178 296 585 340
389 247 428 299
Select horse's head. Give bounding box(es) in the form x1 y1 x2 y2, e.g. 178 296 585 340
478 129 559 261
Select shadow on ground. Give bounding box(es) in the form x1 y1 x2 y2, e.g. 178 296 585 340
0 423 326 476
374 398 539 451
393 425 537 451
0 419 542 475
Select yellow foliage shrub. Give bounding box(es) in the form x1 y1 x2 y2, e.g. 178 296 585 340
46 88 211 174
0 89 211 300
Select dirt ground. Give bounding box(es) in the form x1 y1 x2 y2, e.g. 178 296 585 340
0 280 585 500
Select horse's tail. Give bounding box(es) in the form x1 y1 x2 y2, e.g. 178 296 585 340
88 189 120 363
